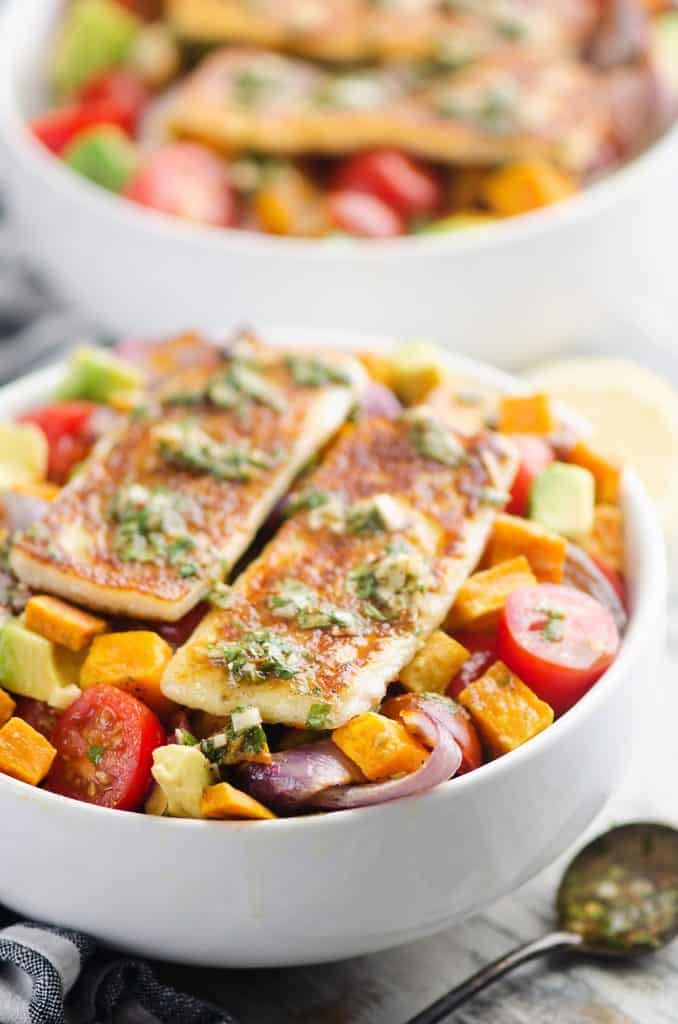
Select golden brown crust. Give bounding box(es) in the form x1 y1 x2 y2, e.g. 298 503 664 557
166 0 600 64
167 49 610 170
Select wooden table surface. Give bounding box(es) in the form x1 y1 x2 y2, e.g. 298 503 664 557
153 611 678 1024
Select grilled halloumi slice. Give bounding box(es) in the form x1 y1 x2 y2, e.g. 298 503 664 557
166 0 599 64
167 49 609 170
161 410 518 727
11 340 365 622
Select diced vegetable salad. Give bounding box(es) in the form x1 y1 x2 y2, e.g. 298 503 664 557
0 333 628 820
28 0 678 239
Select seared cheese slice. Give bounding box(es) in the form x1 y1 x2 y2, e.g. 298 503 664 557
166 0 599 64
167 48 609 170
162 412 518 727
11 342 365 622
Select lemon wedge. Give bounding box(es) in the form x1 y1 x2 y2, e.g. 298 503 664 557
523 357 678 524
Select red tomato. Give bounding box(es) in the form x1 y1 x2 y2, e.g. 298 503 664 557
497 584 620 717
381 693 483 775
328 189 405 238
78 69 149 134
19 401 97 484
446 631 497 700
124 143 236 227
31 103 132 155
505 435 554 516
333 149 442 220
14 698 60 742
47 685 165 810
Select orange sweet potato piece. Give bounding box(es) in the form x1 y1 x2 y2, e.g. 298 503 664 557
581 504 624 573
24 595 107 652
10 481 61 501
445 556 537 633
0 688 16 727
333 711 428 781
0 716 56 785
499 393 556 435
80 631 175 718
400 629 469 694
482 160 576 217
201 782 277 820
458 661 553 758
568 441 621 504
483 514 566 583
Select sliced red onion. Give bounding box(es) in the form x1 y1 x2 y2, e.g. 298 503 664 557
115 336 157 367
565 543 627 632
232 740 362 815
310 710 462 811
360 382 402 420
0 492 49 537
589 0 648 69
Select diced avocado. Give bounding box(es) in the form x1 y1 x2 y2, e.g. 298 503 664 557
149 745 212 818
419 213 497 233
529 462 595 540
0 424 48 490
50 0 141 98
391 340 448 406
57 345 144 403
0 619 82 710
63 126 139 193
653 13 678 92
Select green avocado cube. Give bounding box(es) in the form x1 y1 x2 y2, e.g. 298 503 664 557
391 340 448 405
0 619 82 710
418 213 496 233
57 345 144 403
50 0 141 98
529 462 595 540
63 126 139 193
653 13 678 91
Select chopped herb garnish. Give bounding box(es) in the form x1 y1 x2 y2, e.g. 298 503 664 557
200 706 268 767
206 629 311 682
207 581 233 609
348 542 430 621
534 605 566 643
286 355 351 388
306 702 331 730
478 487 510 507
269 578 359 632
154 421 277 481
232 66 282 109
284 490 333 517
87 744 106 766
175 728 199 746
404 409 466 466
108 484 201 578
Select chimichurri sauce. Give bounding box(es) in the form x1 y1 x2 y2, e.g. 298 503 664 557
558 824 678 952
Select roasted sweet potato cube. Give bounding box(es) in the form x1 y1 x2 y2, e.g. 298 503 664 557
400 630 470 694
499 393 556 435
0 716 56 785
333 712 428 781
482 160 576 217
11 481 61 501
80 631 175 718
483 514 566 583
581 504 624 573
459 662 553 758
445 556 537 633
24 595 107 652
568 441 621 504
201 782 276 820
0 688 16 727
359 352 395 389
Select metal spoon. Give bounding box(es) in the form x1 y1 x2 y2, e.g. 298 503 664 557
407 822 678 1024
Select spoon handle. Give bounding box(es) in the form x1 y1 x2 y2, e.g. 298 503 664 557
405 930 583 1024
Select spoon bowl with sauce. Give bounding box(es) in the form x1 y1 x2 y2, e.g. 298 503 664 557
408 822 678 1024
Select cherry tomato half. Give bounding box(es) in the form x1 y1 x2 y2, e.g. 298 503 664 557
505 435 554 516
328 189 405 238
446 631 497 700
124 143 236 227
497 584 620 717
78 69 150 134
381 693 483 774
31 104 131 156
47 685 165 810
333 149 442 220
14 698 60 742
19 401 97 484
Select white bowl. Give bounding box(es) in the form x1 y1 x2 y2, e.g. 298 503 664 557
2 0 678 366
0 330 667 967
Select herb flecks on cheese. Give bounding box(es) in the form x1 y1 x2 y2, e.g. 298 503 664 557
404 408 467 466
348 542 431 621
286 355 352 388
288 489 411 537
205 629 312 682
109 484 202 577
268 578 360 633
154 421 277 480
